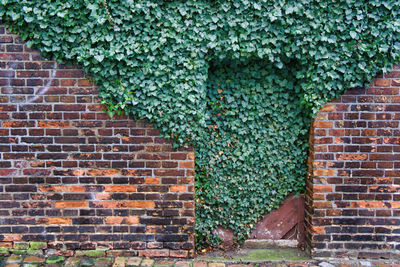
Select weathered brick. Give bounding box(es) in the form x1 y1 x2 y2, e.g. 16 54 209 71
55 201 88 208
105 217 140 225
139 249 169 257
0 25 197 258
104 185 137 192
307 66 400 261
55 70 85 78
122 201 155 209
37 218 72 225
54 104 86 111
169 185 187 192
17 70 49 78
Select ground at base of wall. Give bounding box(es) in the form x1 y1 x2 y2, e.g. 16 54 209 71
0 249 399 267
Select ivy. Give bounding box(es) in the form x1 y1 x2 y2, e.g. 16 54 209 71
1 0 399 249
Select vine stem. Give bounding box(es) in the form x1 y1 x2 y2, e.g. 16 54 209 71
103 0 119 29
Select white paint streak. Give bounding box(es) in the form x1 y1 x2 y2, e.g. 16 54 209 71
26 61 57 104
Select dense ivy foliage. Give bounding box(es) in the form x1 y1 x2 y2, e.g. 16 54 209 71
1 0 399 249
196 59 311 247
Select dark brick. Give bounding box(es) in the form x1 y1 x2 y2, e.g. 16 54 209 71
90 234 121 241
123 234 155 242
5 185 36 192
155 234 188 242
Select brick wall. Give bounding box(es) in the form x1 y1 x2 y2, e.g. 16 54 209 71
0 25 194 258
3 22 400 261
306 65 400 260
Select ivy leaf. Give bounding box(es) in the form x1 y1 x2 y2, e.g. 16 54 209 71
349 31 358 39
116 54 124 61
94 54 104 62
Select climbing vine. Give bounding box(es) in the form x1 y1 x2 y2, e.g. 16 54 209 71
1 0 399 249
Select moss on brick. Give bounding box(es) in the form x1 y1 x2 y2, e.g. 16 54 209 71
0 247 9 255
80 258 94 266
45 256 65 264
29 242 47 250
14 243 29 250
75 249 107 257
26 249 44 257
198 248 311 263
9 249 27 255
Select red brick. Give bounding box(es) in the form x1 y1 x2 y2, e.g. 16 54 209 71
0 169 17 176
86 169 118 176
38 121 70 128
374 79 391 87
104 185 137 192
169 250 189 258
2 234 22 241
337 153 367 161
121 169 153 176
314 137 332 144
55 70 85 78
38 217 72 224
38 185 86 192
145 177 160 184
17 70 49 77
171 153 187 160
320 104 335 112
154 170 185 176
54 104 85 111
77 79 93 86
60 79 76 86
0 104 16 111
55 201 87 208
179 161 195 169
122 201 155 209
351 201 383 209
170 185 186 192
2 121 35 127
315 121 333 128
193 262 208 267
367 87 398 95
385 202 400 208
313 169 335 176
313 185 332 193
314 202 332 208
314 145 327 152
0 242 12 248
0 53 30 60
139 249 169 257
90 201 122 209
105 216 139 225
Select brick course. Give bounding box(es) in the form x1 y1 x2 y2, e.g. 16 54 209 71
306 65 400 260
0 25 194 258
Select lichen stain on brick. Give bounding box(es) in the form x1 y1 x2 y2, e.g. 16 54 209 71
336 153 367 161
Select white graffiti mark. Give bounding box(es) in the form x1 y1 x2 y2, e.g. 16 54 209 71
25 61 57 104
